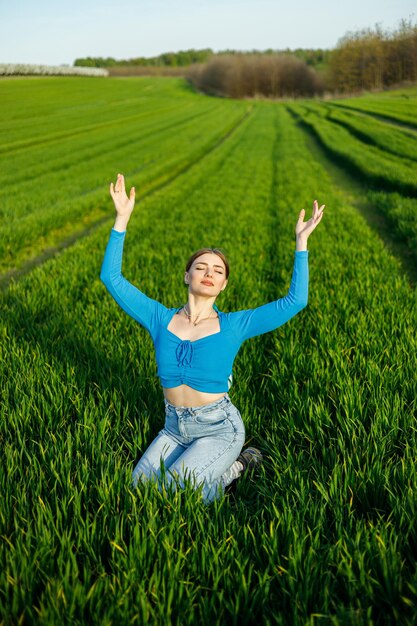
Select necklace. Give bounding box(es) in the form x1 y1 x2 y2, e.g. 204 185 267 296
182 304 216 326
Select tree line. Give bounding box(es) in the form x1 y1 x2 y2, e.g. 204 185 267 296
74 48 329 72
74 19 417 97
189 20 417 98
328 19 417 92
74 49 214 68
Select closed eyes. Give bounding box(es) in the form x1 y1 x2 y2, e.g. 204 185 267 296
195 265 224 274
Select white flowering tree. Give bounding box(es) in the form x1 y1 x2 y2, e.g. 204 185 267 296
0 64 108 77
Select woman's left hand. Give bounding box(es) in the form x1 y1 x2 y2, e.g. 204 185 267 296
296 200 325 240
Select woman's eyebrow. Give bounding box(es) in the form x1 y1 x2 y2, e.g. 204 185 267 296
195 262 224 269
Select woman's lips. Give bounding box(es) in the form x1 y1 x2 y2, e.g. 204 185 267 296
201 280 214 286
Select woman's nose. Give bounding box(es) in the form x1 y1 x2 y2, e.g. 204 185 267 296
205 268 213 277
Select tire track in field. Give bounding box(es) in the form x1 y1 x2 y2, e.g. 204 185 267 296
223 105 297 443
288 107 417 285
0 107 254 291
3 103 222 189
321 108 417 164
287 108 417 198
328 102 417 133
0 102 189 156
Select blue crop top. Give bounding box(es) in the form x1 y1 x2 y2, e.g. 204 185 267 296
100 229 309 393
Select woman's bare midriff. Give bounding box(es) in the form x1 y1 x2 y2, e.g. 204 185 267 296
163 385 226 408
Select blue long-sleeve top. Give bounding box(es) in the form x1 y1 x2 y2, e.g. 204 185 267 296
100 229 308 393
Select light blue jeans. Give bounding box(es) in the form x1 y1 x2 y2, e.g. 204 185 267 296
132 393 245 503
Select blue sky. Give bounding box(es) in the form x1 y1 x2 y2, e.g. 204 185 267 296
0 0 414 66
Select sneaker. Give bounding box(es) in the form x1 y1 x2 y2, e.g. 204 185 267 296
237 447 263 472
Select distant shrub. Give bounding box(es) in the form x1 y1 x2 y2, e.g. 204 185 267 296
0 64 108 77
187 54 324 99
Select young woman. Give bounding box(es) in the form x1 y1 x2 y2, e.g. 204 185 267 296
101 174 324 503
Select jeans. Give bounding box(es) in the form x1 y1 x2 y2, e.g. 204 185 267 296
132 393 245 503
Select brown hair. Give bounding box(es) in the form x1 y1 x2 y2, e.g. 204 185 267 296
185 248 230 279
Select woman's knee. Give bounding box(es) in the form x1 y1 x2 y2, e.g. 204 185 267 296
132 458 158 487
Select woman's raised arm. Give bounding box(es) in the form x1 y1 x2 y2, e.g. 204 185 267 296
110 173 136 232
100 174 167 339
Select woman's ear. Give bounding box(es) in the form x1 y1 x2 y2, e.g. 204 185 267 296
184 271 189 285
220 279 228 292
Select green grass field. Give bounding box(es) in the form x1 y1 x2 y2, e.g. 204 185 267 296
1 77 417 625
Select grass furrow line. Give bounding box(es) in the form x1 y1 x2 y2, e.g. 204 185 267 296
328 87 417 129
0 102 224 189
0 101 188 155
288 103 417 268
309 102 417 163
287 103 417 197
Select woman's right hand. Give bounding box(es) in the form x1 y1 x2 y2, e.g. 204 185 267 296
110 173 136 219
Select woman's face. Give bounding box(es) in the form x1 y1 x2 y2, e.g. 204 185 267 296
184 252 228 297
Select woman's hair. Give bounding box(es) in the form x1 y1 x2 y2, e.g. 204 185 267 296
185 248 230 279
